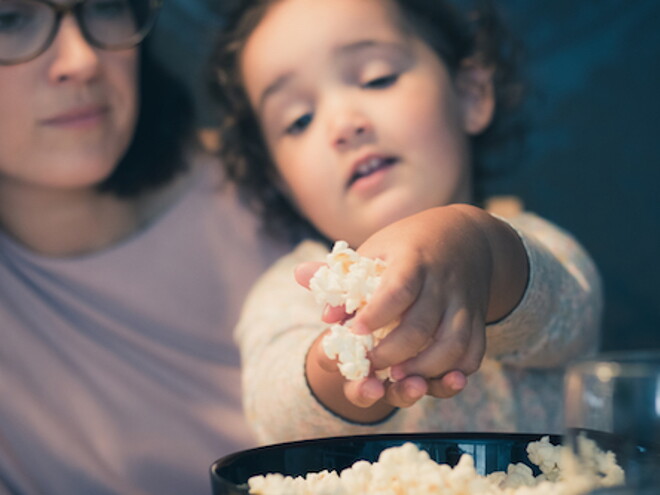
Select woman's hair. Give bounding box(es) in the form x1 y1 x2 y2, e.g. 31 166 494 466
209 0 523 243
97 39 195 197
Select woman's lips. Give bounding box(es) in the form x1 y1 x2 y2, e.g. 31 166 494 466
41 106 108 128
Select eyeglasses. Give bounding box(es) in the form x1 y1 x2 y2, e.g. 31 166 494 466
0 0 162 65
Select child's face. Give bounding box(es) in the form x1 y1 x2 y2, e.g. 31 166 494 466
241 0 493 246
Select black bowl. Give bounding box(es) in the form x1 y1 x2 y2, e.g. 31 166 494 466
209 432 561 495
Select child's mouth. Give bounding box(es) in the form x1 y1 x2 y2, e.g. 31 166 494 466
348 157 397 187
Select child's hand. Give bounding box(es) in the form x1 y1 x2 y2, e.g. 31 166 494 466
304 329 430 413
352 205 528 396
297 204 528 415
296 262 468 409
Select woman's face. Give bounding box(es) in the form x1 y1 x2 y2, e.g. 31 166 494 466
241 0 493 246
0 3 138 195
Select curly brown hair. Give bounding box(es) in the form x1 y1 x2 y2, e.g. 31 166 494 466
209 0 523 243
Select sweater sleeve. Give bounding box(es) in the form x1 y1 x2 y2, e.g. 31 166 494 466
234 241 405 445
485 212 603 367
235 212 603 443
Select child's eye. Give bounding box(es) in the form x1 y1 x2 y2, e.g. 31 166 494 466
285 113 313 135
363 74 399 89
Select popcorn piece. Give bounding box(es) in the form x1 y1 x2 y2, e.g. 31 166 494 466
501 463 536 489
322 324 374 380
527 436 562 481
310 241 386 313
561 433 626 488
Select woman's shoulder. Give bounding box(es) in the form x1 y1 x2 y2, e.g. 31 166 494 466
135 147 252 235
134 149 203 226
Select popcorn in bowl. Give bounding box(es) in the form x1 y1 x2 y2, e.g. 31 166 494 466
246 435 625 495
309 241 389 380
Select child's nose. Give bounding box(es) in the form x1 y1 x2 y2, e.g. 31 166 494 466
330 110 373 149
47 16 100 85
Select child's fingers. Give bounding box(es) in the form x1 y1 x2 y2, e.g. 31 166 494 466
426 370 467 398
311 330 341 372
452 316 486 376
344 377 385 408
388 303 472 379
429 312 485 378
350 258 423 335
294 261 326 289
382 376 428 408
322 304 349 323
367 277 446 371
295 261 349 322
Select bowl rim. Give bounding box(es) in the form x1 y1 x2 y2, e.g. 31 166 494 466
209 431 562 486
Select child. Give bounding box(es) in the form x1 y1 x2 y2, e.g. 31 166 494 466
210 0 602 444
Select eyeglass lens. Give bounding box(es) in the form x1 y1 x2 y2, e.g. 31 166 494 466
0 1 55 62
0 0 157 64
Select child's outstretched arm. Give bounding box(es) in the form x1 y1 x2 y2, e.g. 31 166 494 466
298 204 530 417
238 204 600 442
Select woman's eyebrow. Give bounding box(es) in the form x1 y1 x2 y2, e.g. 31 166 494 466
258 72 294 115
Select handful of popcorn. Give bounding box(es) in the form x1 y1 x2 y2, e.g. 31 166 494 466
309 241 388 380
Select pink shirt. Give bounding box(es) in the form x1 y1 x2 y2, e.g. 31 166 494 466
0 155 288 495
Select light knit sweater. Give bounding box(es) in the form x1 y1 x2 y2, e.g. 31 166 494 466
236 212 602 445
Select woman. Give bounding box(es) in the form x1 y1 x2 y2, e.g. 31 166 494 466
0 0 286 493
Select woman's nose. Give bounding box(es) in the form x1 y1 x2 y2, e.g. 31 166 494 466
47 16 100 84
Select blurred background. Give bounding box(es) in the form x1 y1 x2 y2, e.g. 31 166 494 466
148 0 659 352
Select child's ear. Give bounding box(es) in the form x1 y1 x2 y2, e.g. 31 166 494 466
455 59 495 135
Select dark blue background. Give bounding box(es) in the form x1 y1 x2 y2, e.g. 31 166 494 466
149 0 660 352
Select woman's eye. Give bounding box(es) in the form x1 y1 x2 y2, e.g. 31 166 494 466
363 74 398 89
0 8 31 32
285 113 313 135
87 0 130 19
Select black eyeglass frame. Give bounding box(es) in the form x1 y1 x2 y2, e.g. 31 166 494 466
0 0 163 65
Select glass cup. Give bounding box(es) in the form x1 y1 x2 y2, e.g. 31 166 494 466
564 351 660 492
